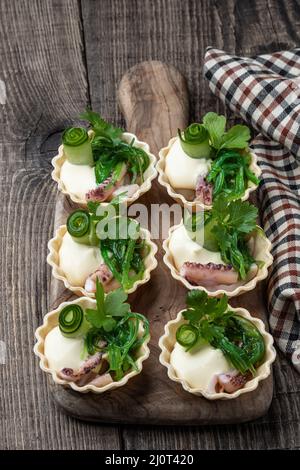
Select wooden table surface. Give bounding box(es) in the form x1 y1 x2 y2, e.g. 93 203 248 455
1 0 300 450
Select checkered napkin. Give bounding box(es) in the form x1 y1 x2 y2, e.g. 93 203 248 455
204 48 300 372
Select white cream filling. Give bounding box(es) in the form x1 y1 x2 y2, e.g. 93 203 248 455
44 326 87 372
60 160 97 200
164 137 211 189
170 342 231 391
169 224 224 270
59 232 103 286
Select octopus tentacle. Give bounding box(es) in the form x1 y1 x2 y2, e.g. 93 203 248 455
58 352 103 383
85 263 114 293
194 176 213 205
180 261 239 286
207 369 249 394
86 176 114 202
86 163 127 202
217 371 249 393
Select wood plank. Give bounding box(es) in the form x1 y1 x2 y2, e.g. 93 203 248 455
80 0 300 449
80 0 228 123
0 0 120 450
50 60 273 426
0 0 299 450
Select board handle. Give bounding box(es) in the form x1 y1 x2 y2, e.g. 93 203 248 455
118 60 189 154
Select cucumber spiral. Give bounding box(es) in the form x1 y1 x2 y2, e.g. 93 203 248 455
62 127 89 147
59 304 89 338
178 123 210 158
67 210 90 238
62 127 94 165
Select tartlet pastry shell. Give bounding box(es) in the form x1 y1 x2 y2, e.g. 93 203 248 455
47 225 158 297
159 306 276 400
51 131 157 206
157 137 262 211
34 296 150 394
163 222 273 297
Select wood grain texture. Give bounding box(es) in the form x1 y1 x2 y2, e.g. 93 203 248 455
0 0 120 450
0 0 300 450
118 61 189 153
50 61 273 424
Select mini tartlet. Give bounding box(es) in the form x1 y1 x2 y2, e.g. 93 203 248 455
157 113 261 210
47 220 158 297
159 295 276 400
163 210 273 297
52 111 157 207
158 138 260 210
34 293 150 394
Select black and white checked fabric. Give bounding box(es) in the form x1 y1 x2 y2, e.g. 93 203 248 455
204 48 300 372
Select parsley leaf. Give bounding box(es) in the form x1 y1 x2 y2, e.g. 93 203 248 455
79 109 123 143
212 197 258 234
186 290 208 309
212 294 229 319
104 289 131 317
183 291 229 325
211 225 231 261
210 197 258 278
226 199 258 233
203 112 226 149
203 112 250 151
220 124 251 149
85 279 130 332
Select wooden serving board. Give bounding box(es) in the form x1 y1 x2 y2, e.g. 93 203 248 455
49 61 273 424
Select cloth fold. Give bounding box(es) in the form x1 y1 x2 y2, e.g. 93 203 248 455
204 48 300 372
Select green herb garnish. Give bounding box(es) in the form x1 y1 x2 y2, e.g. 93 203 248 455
98 216 147 291
209 198 258 279
203 112 250 151
79 109 150 185
178 112 259 201
80 109 123 143
66 206 148 291
206 149 260 200
177 291 265 375
85 281 130 332
185 198 260 279
84 280 149 380
203 112 258 199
